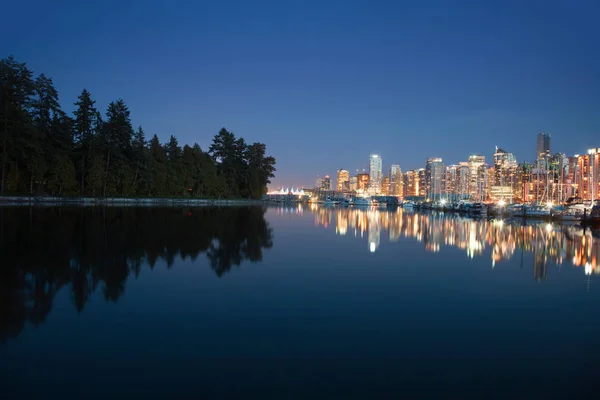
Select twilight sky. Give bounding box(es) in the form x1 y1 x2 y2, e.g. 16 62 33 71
2 0 599 189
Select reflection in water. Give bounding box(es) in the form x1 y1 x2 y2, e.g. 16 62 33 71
309 205 600 278
0 206 273 342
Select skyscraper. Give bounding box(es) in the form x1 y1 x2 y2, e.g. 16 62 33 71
323 175 331 190
468 154 486 201
491 147 518 201
425 157 445 200
389 164 403 196
357 173 370 192
537 132 551 161
336 169 349 191
369 154 383 194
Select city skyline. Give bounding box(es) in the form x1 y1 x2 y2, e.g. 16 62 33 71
3 1 599 191
293 134 599 203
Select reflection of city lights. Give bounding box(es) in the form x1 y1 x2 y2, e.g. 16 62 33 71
306 204 599 277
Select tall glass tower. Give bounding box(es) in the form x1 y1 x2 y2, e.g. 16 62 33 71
369 154 383 194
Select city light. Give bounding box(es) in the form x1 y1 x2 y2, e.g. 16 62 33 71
440 199 447 206
498 199 506 206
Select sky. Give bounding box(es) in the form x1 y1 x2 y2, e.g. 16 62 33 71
2 0 599 189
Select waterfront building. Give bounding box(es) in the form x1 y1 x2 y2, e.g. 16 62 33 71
404 170 417 197
576 148 600 200
336 169 349 191
425 157 445 200
389 164 403 197
369 154 383 194
357 173 370 192
468 154 486 201
418 168 426 197
349 176 358 192
318 175 331 190
381 176 390 196
491 147 518 202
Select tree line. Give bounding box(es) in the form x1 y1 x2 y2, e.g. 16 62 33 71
0 206 274 342
0 56 276 198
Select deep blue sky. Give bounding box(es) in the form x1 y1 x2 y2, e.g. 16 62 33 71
2 0 599 189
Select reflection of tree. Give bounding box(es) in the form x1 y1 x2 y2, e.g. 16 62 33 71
0 206 273 342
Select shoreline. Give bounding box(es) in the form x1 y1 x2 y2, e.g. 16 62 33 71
0 196 266 207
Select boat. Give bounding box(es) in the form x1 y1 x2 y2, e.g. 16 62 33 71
352 197 371 206
402 200 415 209
323 197 340 206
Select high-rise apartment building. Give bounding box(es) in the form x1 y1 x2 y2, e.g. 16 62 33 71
418 169 426 197
357 173 370 192
425 157 445 200
491 147 518 202
369 154 383 194
349 176 358 192
336 169 349 191
537 132 551 161
389 164 403 196
457 162 470 198
468 154 486 201
321 175 331 190
576 148 600 200
404 170 417 197
381 176 390 195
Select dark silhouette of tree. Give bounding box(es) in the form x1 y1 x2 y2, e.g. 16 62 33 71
1 56 276 199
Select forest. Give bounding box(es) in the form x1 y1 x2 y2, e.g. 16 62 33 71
0 56 276 199
0 206 274 342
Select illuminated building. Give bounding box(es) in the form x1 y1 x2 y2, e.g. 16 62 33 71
369 154 383 194
537 132 551 162
491 147 517 202
381 176 390 195
457 162 470 198
576 148 600 200
357 173 370 192
336 169 349 191
316 175 331 190
418 168 426 197
404 170 417 197
468 155 486 201
566 156 579 199
349 176 358 191
389 164 403 197
425 157 445 201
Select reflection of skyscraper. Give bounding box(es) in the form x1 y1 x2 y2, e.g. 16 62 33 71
337 169 349 191
368 211 380 252
369 154 383 194
533 252 548 281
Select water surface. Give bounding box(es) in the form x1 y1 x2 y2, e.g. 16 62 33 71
1 205 600 398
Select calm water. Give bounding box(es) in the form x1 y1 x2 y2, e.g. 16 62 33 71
1 205 600 399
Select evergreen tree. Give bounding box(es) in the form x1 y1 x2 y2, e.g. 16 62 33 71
73 89 98 195
0 56 276 198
